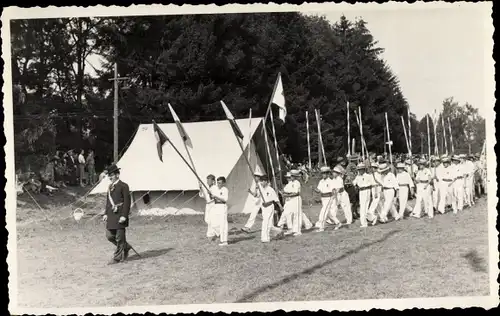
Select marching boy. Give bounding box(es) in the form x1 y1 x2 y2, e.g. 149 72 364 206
411 159 433 218
257 175 282 243
396 162 415 220
352 162 373 228
209 176 229 246
199 174 217 240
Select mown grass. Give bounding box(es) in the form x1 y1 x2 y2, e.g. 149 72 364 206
15 190 490 308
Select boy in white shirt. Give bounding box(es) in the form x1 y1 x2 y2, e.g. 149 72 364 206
256 175 281 243
451 156 465 214
411 159 433 218
378 163 399 222
352 162 373 228
314 166 335 232
199 174 217 240
436 156 454 214
396 162 415 220
367 162 382 225
241 172 264 233
278 172 298 234
210 176 229 246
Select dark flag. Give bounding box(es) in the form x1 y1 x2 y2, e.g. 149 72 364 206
220 100 244 139
153 120 168 162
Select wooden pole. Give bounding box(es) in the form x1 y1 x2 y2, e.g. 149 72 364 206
113 63 119 163
263 119 279 191
359 107 366 160
433 111 439 156
447 117 454 155
269 109 283 189
306 111 312 170
442 115 448 155
347 101 351 156
401 116 411 155
385 112 393 165
315 109 327 166
426 115 431 159
248 109 252 161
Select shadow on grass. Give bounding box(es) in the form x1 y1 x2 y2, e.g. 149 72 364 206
462 249 487 273
234 229 401 303
126 247 174 262
230 235 256 244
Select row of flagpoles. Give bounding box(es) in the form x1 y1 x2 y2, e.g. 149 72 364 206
150 72 484 202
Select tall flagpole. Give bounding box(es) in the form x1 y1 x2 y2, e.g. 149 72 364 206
407 106 412 153
442 115 448 156
315 109 327 166
401 116 411 155
347 101 351 156
269 109 283 188
385 112 393 165
426 115 431 159
433 110 439 156
248 109 252 161
306 111 312 170
447 117 454 155
263 119 278 191
359 107 366 160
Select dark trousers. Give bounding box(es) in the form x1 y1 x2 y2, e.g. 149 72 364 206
106 229 131 261
345 185 359 218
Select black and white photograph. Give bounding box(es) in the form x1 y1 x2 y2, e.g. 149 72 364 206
3 2 498 315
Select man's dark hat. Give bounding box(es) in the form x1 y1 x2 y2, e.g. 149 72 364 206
106 164 121 175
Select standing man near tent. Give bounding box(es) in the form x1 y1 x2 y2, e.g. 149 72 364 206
241 171 264 233
199 174 217 240
210 176 229 246
290 169 307 236
277 172 295 234
102 164 132 264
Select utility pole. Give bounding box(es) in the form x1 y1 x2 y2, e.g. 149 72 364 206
108 63 129 163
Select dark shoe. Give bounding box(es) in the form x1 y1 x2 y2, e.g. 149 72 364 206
108 259 120 265
124 248 130 260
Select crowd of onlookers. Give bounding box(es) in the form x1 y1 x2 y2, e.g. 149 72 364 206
17 149 98 195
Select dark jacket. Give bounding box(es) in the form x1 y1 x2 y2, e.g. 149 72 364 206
105 180 131 229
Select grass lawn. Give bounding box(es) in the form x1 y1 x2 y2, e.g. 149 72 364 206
15 188 490 308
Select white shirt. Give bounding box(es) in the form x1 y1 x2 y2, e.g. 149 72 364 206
316 178 333 194
397 171 415 188
436 165 454 181
383 172 399 190
353 173 374 189
415 168 432 185
78 154 85 164
284 180 300 195
330 177 344 190
212 186 229 204
259 185 278 207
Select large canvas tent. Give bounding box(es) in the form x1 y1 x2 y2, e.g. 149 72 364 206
89 118 281 215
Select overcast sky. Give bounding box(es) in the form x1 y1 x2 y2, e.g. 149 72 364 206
83 2 494 120
308 2 493 119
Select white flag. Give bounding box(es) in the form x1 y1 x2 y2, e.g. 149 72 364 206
272 74 286 122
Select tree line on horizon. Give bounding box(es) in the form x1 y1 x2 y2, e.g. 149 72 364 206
11 13 486 172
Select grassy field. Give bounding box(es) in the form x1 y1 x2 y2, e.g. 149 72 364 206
14 186 490 308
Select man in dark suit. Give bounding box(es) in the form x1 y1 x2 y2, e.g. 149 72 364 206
102 164 132 264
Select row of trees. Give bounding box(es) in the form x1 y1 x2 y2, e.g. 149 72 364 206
11 13 485 172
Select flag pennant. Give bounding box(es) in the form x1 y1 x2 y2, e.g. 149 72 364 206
220 100 244 139
168 103 193 148
153 120 169 162
271 74 287 122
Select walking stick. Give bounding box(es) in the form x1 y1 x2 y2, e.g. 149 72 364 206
126 242 141 258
